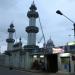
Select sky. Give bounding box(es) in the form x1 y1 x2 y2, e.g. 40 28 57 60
0 0 75 53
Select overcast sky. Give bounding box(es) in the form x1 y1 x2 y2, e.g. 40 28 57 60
0 0 75 53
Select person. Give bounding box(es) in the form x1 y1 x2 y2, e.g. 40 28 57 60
39 60 45 71
32 60 39 70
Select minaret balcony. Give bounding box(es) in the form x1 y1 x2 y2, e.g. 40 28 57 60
6 38 15 43
4 51 12 56
8 28 15 33
24 45 39 52
27 11 39 18
26 26 39 33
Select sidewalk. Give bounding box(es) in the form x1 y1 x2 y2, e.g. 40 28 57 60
27 70 75 75
0 66 75 75
56 71 75 75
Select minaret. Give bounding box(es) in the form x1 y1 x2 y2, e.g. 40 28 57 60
26 1 39 45
6 23 15 51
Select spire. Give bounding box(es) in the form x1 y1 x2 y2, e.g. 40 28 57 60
27 1 38 18
10 22 14 28
49 36 52 42
19 36 22 45
30 0 37 10
8 23 15 33
32 0 34 5
19 37 21 42
10 23 14 28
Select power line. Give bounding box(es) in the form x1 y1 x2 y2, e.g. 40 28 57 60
38 17 46 44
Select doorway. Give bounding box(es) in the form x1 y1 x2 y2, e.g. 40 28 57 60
46 54 58 73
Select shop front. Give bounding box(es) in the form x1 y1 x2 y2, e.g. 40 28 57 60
59 53 74 73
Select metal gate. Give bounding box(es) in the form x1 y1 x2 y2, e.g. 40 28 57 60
46 54 58 73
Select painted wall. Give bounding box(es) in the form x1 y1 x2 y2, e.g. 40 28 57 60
4 51 33 70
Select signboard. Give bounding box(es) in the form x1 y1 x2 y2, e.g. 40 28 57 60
52 48 64 54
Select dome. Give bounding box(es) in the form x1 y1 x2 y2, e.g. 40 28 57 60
47 38 54 45
46 37 54 47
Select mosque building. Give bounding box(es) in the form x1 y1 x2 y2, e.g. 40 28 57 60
2 2 54 71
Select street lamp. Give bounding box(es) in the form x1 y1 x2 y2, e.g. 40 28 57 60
56 10 75 39
56 10 75 72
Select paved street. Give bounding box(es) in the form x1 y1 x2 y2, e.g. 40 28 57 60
0 66 47 75
0 66 75 75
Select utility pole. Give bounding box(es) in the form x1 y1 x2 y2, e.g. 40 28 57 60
56 10 74 72
56 10 75 39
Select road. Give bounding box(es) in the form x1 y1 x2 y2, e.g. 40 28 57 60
0 66 75 75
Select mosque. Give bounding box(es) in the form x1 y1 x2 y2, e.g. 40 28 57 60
0 1 56 72
2 1 75 73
